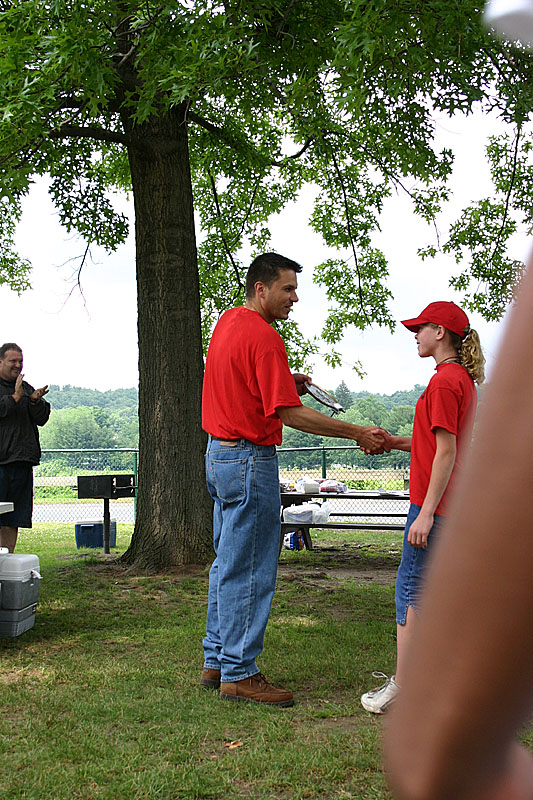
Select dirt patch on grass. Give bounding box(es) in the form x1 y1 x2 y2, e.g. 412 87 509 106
83 544 400 588
279 542 400 586
56 551 207 573
280 565 397 586
310 715 362 733
56 542 399 590
66 556 209 580
0 667 47 685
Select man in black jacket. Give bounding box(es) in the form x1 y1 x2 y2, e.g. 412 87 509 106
0 343 50 552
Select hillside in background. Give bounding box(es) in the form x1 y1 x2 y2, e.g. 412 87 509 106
352 385 425 409
43 385 139 450
42 382 422 467
48 385 138 410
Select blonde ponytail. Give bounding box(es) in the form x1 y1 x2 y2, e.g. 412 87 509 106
450 328 485 384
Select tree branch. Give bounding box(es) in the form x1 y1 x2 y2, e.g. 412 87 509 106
273 136 314 164
326 127 445 252
207 170 244 302
187 109 314 165
60 239 92 312
187 110 237 146
59 97 122 115
49 125 130 146
276 0 299 39
327 140 370 326
488 126 521 267
232 177 260 246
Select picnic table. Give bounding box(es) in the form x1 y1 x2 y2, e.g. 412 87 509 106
280 490 409 550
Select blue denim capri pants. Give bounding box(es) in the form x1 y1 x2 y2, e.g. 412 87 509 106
395 503 444 625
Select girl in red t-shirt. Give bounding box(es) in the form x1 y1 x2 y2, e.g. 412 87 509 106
361 301 485 714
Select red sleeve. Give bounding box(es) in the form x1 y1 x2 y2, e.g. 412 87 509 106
427 386 460 436
256 346 302 418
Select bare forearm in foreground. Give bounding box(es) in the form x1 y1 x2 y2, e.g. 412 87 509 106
385 261 533 800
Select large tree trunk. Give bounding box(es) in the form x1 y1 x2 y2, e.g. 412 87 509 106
121 105 213 569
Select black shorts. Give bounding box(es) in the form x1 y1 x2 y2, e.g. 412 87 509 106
0 463 34 529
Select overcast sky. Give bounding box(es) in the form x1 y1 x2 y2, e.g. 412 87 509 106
1 109 529 396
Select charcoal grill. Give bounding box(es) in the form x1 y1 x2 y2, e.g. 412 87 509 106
77 475 136 553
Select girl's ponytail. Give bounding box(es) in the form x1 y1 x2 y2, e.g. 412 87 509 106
456 327 485 384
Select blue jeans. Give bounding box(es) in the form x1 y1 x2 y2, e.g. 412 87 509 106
395 503 444 624
203 437 281 682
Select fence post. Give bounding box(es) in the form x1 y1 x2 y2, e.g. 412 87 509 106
133 450 138 522
321 447 327 479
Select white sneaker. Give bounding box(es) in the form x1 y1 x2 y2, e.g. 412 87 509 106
361 672 399 714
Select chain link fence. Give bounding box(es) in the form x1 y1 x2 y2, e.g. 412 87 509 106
278 446 410 524
278 446 409 487
33 446 409 525
34 449 137 525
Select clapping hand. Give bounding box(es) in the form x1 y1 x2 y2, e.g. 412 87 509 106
13 374 24 402
30 385 49 402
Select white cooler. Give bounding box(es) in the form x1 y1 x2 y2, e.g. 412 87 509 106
0 551 41 637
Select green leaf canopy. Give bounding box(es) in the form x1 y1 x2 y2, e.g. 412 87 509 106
0 1 531 341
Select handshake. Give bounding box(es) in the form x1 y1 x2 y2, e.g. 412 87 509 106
356 427 394 455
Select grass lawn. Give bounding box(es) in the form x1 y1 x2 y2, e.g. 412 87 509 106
1 525 530 799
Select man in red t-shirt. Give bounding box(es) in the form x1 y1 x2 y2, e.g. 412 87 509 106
201 252 387 707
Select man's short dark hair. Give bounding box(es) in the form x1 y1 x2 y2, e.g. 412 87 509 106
0 343 22 359
245 252 302 299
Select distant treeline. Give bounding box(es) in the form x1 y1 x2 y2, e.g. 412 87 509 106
42 381 420 469
42 385 139 450
48 385 138 411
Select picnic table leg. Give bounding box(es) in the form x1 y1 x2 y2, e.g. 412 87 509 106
300 527 313 550
103 497 111 555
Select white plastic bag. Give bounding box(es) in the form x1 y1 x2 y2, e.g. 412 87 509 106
283 502 332 524
283 503 320 523
295 476 320 493
311 501 332 524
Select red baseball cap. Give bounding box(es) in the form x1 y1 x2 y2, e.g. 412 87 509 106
401 301 470 339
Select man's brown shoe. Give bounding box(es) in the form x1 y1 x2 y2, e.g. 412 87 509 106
201 668 221 689
220 672 294 707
